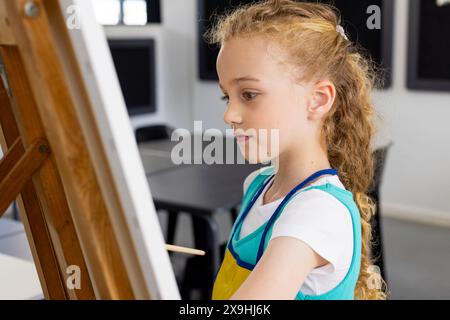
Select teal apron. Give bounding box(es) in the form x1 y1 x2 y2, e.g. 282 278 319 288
212 165 362 300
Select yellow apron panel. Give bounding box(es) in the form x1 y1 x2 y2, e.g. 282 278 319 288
212 249 251 300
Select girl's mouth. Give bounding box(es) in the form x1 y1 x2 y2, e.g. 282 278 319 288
236 135 251 143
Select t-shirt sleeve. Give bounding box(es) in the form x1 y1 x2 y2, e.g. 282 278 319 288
270 189 353 273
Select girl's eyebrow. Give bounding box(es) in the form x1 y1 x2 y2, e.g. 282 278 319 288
219 76 261 90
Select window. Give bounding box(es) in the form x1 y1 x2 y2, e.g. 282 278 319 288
123 0 147 25
93 0 121 25
93 0 161 26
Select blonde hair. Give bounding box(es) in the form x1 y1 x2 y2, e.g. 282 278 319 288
205 0 389 300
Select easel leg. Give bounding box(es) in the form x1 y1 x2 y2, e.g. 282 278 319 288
0 72 66 299
0 47 96 299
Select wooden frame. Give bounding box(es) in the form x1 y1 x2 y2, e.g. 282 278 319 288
0 0 179 299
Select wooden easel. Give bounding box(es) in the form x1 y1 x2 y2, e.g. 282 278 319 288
0 0 191 300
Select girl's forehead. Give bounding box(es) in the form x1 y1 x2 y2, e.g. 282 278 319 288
218 36 287 64
217 36 293 85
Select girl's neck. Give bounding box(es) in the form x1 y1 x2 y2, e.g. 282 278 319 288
263 146 332 205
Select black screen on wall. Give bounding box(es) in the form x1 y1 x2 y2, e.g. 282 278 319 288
146 0 162 23
407 0 450 91
108 39 157 115
319 0 383 64
417 1 450 80
198 0 393 88
198 0 253 81
317 0 393 88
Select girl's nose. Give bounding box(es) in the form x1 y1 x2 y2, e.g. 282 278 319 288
223 103 243 127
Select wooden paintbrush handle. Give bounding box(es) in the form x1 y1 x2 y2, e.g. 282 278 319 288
165 244 205 256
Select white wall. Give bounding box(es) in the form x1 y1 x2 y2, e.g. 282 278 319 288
374 0 450 226
111 0 450 225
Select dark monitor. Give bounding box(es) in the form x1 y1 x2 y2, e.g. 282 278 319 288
407 0 450 91
108 39 157 115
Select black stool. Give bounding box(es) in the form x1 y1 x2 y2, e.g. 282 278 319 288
367 142 393 283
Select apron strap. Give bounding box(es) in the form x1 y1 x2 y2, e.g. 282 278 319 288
230 168 276 244
255 168 339 262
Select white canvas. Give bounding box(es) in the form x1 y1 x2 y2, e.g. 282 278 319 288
58 0 180 299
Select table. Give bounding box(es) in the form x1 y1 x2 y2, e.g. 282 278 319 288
139 135 263 299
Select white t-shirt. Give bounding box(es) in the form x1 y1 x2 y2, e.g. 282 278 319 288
239 168 354 296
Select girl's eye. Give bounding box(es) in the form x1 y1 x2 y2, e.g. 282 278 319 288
242 92 257 101
220 92 257 103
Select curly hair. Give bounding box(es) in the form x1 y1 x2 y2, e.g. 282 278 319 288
205 0 389 300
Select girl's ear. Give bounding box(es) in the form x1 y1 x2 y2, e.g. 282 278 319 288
306 80 336 120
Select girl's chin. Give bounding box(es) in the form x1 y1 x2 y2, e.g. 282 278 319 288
239 149 274 164
237 139 277 164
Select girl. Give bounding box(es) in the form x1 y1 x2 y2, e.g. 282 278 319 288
205 0 389 300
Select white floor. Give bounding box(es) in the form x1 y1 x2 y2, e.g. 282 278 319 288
382 217 450 299
0 214 44 300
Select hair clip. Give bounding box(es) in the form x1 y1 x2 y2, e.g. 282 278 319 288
336 25 349 41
